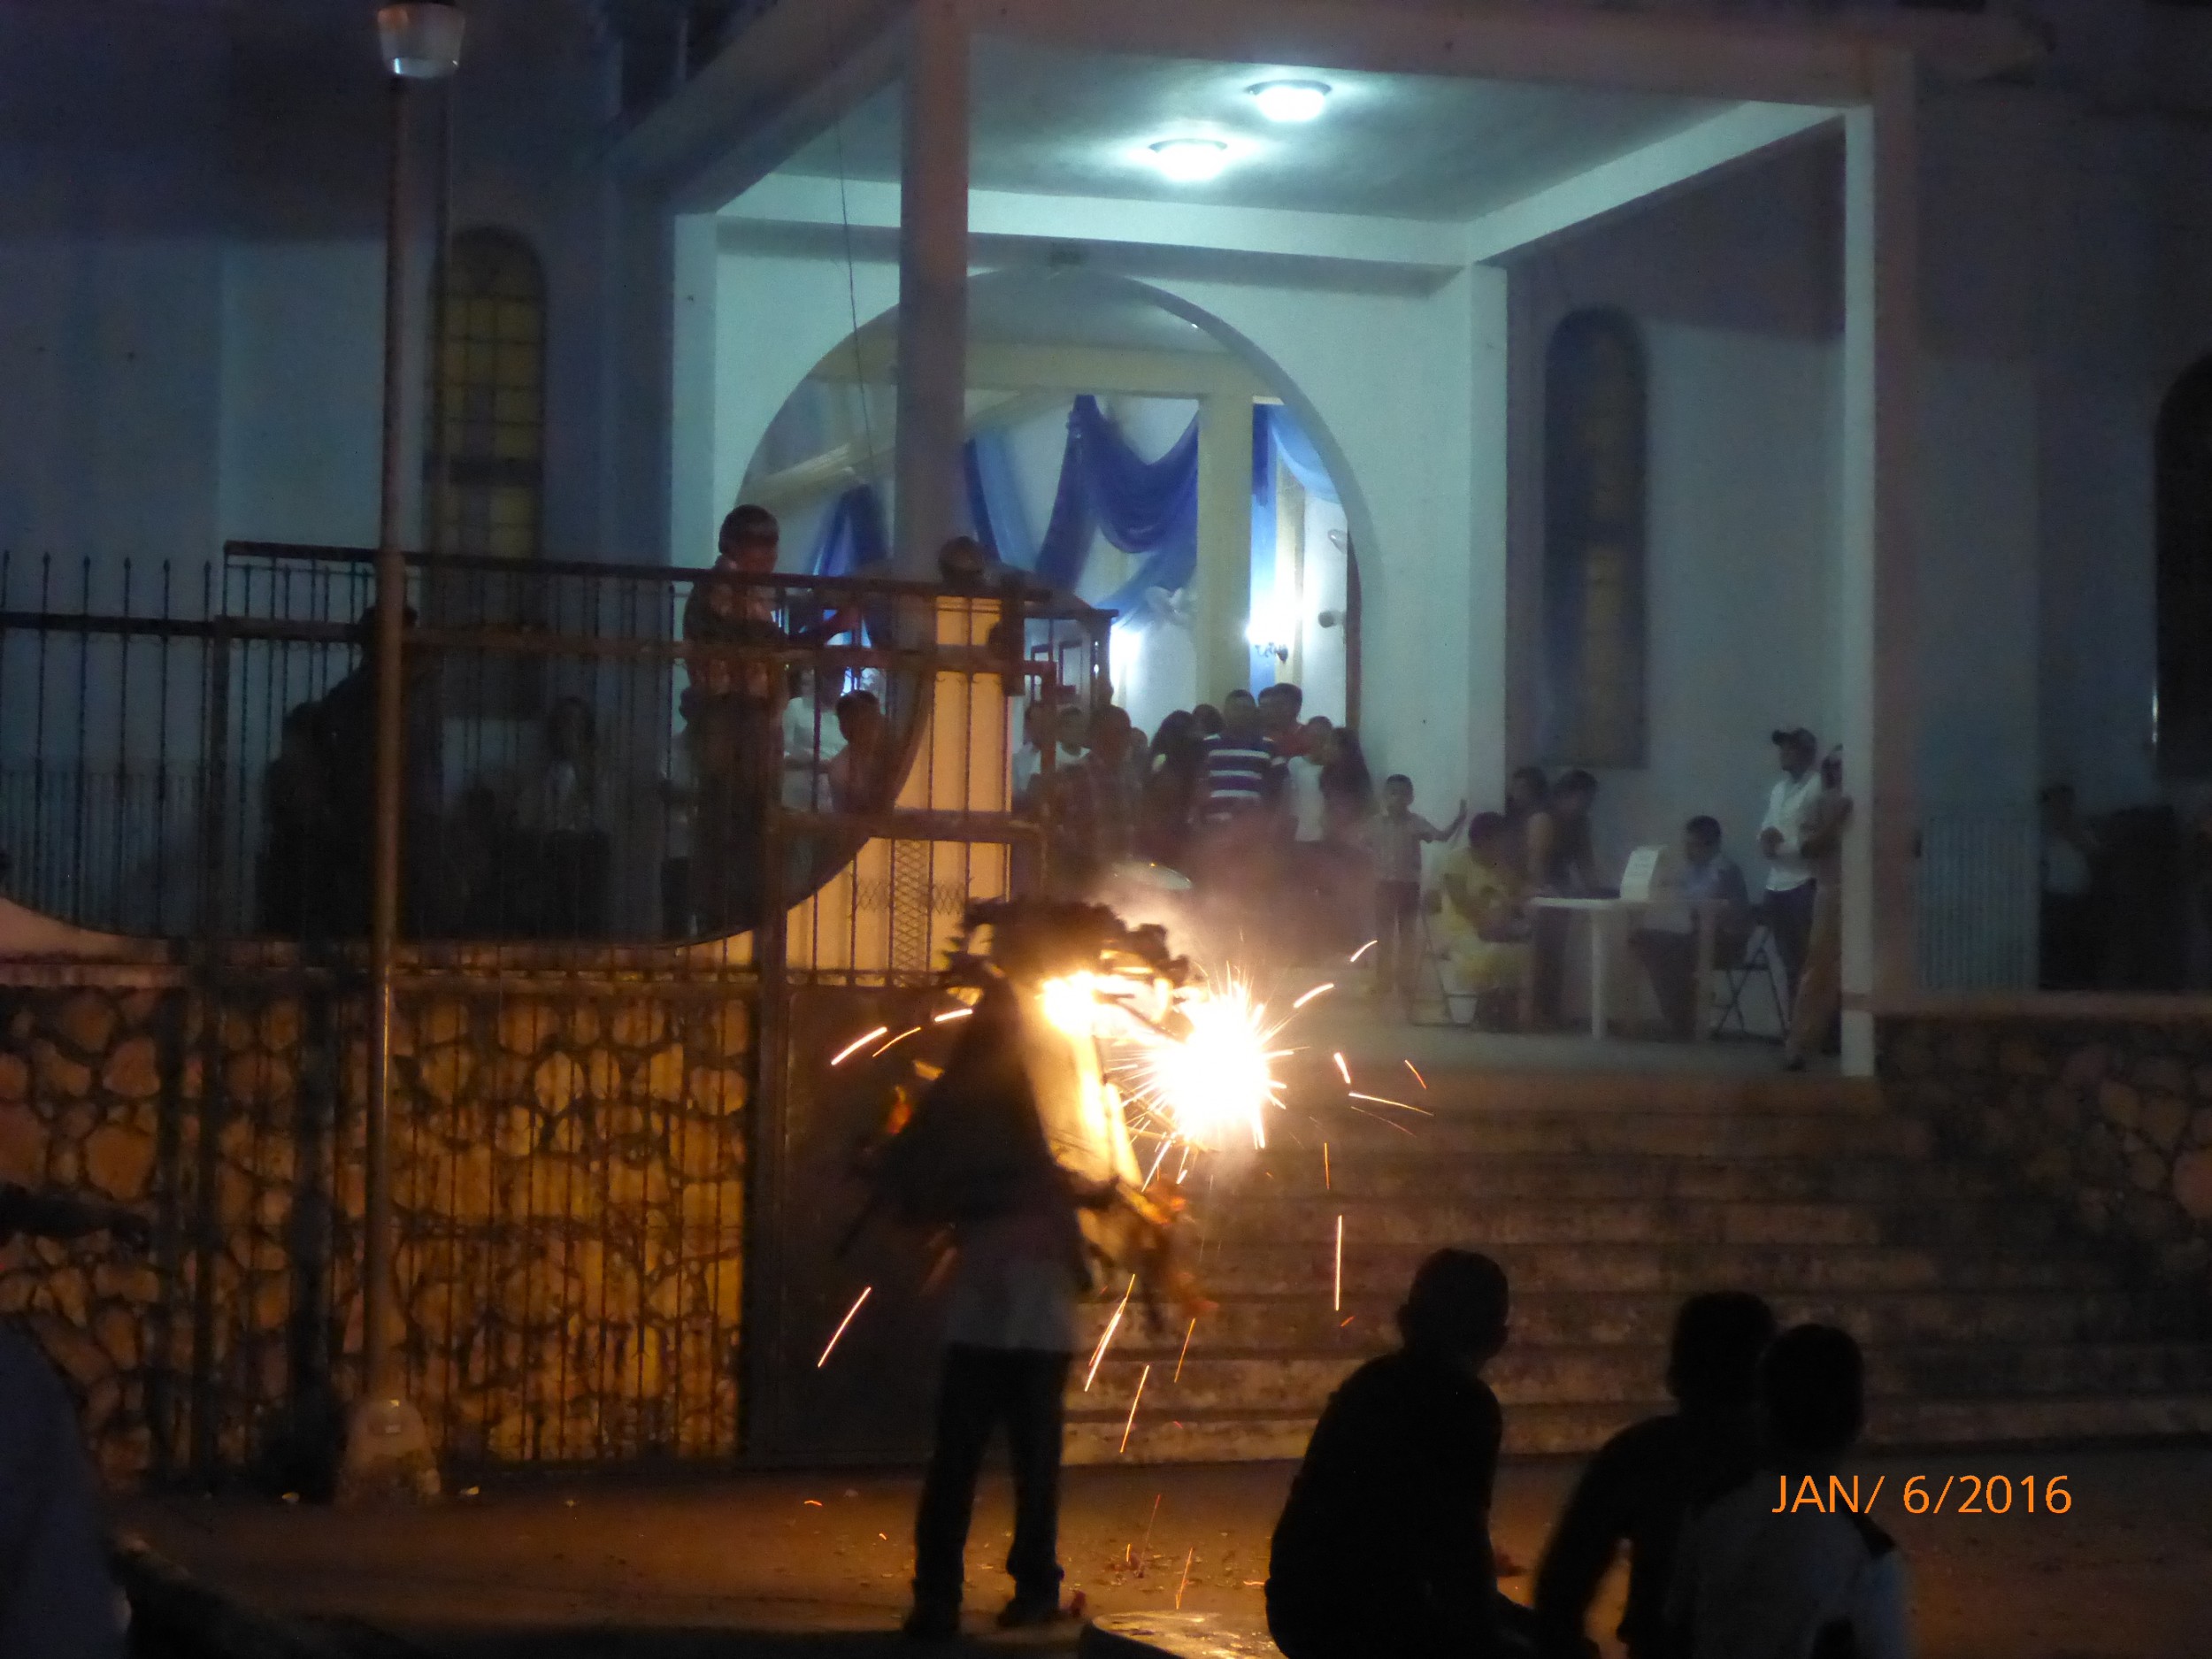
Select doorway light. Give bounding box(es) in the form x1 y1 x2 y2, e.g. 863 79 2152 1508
1248 81 1331 124
1150 138 1230 184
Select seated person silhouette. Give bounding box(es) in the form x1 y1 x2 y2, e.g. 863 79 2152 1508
1534 1292 1777 1659
1267 1248 1531 1659
1663 1325 1909 1659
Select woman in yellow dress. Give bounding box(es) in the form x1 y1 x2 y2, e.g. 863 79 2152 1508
1430 812 1532 1024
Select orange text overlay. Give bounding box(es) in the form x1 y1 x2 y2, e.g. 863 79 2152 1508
1770 1474 2072 1517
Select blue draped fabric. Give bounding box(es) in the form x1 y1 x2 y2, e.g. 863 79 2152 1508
1261 404 1340 505
796 400 1334 635
964 429 1037 570
1032 396 1200 618
806 485 888 577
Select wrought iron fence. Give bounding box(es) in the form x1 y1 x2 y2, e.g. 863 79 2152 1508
0 541 1109 1480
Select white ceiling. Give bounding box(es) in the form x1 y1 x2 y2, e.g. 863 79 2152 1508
780 37 1725 223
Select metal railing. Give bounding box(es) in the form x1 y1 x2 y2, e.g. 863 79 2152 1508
0 541 1109 1479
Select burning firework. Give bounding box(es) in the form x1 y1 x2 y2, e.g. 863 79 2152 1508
1106 972 1291 1152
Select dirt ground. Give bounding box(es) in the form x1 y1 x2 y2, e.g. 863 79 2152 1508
119 1443 2212 1659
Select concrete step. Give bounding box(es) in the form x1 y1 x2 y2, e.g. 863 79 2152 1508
1230 1152 1970 1206
1078 1287 2208 1350
1180 1240 2115 1296
1259 1108 1932 1160
1076 1342 2212 1417
1064 1388 2212 1464
1191 1198 1888 1248
1271 1065 1884 1117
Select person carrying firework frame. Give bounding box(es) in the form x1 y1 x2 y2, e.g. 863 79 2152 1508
858 901 1205 1641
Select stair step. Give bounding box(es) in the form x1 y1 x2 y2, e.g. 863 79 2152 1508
1180 1241 2113 1295
1272 1066 1885 1116
1231 1154 1966 1206
1075 1343 2212 1417
1192 1199 1888 1248
1259 1110 1931 1159
1064 1388 2212 1464
1080 1288 2205 1349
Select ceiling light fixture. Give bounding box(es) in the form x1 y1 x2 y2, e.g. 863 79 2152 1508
1249 80 1331 123
1149 138 1230 184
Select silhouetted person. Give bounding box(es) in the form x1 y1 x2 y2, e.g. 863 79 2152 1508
899 977 1092 1641
1267 1248 1519 1659
1534 1293 1777 1659
1 1183 150 1658
1663 1325 1909 1659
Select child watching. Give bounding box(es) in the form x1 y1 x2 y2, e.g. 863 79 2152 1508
1663 1324 1909 1659
1267 1248 1522 1659
1367 775 1466 1010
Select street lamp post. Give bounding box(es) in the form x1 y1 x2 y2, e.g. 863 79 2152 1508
341 0 464 1504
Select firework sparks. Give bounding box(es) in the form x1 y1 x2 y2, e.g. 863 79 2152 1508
1404 1059 1428 1089
872 1025 922 1057
829 1026 888 1067
1348 939 1378 964
932 1007 972 1023
1291 982 1334 1010
1085 1274 1138 1391
1114 974 1286 1150
1175 1317 1195 1381
1175 1548 1195 1609
1119 1364 1151 1454
1333 1215 1344 1311
815 1286 872 1367
1322 1142 1331 1190
1349 1091 1432 1116
1140 1493 1163 1577
1333 1052 1352 1087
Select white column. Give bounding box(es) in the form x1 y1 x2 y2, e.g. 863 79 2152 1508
1194 392 1256 703
1466 263 1510 803
892 0 970 579
1839 59 1919 1075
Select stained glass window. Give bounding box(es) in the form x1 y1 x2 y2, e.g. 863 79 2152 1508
1541 308 1647 768
431 227 545 559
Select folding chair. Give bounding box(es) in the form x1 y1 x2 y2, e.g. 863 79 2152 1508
1709 919 1789 1041
1409 908 1479 1028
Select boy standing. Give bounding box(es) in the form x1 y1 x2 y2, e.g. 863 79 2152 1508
1368 775 1466 1008
1267 1249 1517 1659
1663 1324 1909 1659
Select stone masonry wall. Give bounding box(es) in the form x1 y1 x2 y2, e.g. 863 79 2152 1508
1882 1016 2212 1300
0 971 753 1488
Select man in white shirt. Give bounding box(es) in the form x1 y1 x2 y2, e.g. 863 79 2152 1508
1757 728 1826 1002
1665 1324 1910 1659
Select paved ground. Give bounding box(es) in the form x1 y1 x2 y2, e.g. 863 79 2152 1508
121 1443 2212 1659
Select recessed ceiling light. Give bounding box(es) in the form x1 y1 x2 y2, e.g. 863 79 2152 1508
1249 80 1331 123
1149 138 1230 183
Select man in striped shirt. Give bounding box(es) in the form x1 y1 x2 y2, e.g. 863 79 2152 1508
1197 689 1284 825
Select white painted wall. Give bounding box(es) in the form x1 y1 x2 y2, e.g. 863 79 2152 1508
218 243 385 550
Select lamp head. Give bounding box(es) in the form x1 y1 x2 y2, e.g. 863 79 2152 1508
378 4 466 80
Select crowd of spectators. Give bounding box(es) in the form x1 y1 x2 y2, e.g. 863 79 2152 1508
1022 691 1868 1052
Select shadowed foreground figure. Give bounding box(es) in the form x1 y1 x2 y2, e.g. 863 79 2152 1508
0 1183 150 1659
1663 1324 1909 1659
1266 1248 1533 1659
1534 1292 1777 1659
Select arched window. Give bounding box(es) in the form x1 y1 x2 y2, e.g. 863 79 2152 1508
2156 358 2212 777
1541 307 1647 768
431 227 546 558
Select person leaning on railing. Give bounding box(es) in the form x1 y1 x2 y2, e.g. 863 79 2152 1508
680 505 855 934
